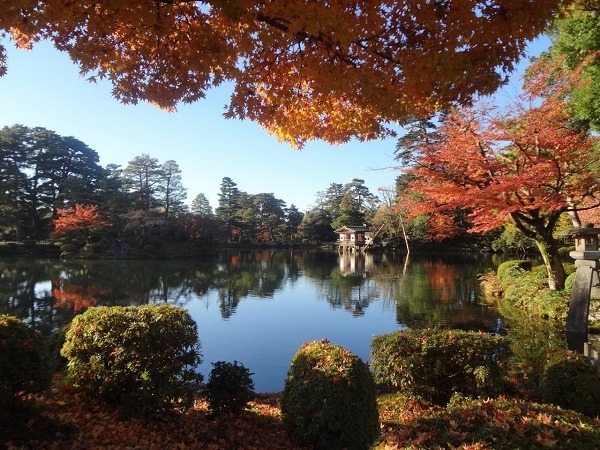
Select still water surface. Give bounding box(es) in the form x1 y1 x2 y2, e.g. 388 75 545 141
0 250 504 392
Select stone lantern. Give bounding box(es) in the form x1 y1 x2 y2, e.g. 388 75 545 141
564 224 600 352
568 226 600 260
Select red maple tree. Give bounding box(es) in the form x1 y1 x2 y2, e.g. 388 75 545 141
51 204 111 243
399 61 600 290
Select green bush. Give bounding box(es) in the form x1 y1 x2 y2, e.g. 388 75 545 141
371 328 510 404
0 315 51 407
496 259 531 283
558 245 575 258
46 325 69 373
497 300 567 391
490 223 537 255
206 360 255 415
61 304 203 416
539 351 600 417
498 263 571 320
281 340 379 450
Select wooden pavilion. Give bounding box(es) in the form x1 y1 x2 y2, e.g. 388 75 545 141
334 225 375 252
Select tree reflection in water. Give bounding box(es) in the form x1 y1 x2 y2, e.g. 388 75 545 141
2 251 513 391
1 251 501 334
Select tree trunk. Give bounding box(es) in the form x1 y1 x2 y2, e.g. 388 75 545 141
534 238 566 291
511 210 565 291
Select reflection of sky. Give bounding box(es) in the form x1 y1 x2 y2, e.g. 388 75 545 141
188 277 402 393
1 254 504 393
34 281 52 297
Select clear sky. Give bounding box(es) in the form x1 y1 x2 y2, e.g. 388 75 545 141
0 37 548 212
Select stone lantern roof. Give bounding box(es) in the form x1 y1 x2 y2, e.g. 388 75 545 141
564 224 600 260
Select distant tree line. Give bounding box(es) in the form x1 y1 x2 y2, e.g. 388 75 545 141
0 124 400 249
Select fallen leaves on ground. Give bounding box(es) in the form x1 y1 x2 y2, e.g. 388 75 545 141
3 383 600 449
3 383 299 450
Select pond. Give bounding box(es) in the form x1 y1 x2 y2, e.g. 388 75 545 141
0 250 506 392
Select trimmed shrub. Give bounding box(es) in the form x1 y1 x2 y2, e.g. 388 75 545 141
281 340 379 450
497 263 571 320
61 304 202 416
539 350 600 417
371 328 510 404
206 360 255 414
46 325 69 373
0 315 51 407
558 245 575 258
496 259 531 283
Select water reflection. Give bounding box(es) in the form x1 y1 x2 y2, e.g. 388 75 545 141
1 251 500 333
1 251 503 391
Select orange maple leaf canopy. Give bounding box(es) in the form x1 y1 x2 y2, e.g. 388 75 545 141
0 0 568 146
52 204 110 236
400 59 600 239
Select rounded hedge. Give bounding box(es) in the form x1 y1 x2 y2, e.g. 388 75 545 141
496 260 531 282
206 360 255 415
0 315 51 407
281 340 379 450
61 304 203 416
371 328 511 404
46 325 69 373
539 350 600 417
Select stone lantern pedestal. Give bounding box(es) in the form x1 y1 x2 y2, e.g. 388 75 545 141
564 226 600 352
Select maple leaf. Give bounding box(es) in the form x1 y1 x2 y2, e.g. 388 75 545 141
51 204 111 242
0 0 570 146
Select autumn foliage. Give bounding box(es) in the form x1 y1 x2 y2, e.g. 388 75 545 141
52 280 107 312
398 59 600 289
6 374 600 449
51 204 110 239
0 0 568 146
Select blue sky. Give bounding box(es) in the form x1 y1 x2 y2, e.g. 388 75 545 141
0 37 548 212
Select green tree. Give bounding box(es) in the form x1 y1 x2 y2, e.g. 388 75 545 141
318 183 345 221
215 177 241 240
546 0 600 131
158 160 187 218
285 204 304 242
39 135 104 213
252 193 286 242
235 191 258 242
332 178 380 229
0 125 103 239
0 125 30 239
306 180 380 234
300 208 335 242
123 154 163 211
190 193 213 218
95 164 131 230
